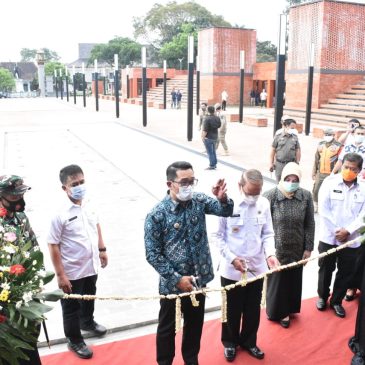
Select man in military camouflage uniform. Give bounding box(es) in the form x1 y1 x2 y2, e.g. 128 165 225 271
270 119 301 182
0 175 41 364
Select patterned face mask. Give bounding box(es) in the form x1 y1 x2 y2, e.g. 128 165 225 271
176 185 193 202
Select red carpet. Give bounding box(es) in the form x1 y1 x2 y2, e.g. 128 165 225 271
42 297 357 364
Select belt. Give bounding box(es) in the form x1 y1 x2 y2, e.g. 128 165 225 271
276 158 295 164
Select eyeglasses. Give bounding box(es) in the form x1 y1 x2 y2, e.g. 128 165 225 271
172 178 198 187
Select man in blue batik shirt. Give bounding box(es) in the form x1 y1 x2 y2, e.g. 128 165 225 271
144 161 234 365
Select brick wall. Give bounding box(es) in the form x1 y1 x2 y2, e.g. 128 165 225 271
198 27 256 105
287 0 365 109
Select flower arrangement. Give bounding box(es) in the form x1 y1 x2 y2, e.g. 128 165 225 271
0 207 62 364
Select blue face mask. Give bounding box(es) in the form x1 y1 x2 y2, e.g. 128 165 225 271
70 184 86 200
283 181 299 193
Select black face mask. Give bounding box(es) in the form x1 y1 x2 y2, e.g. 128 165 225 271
2 196 26 212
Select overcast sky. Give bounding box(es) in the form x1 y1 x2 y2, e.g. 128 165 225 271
2 0 364 63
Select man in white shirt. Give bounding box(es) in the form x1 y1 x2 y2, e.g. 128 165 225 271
216 169 280 362
48 164 108 359
221 89 228 111
332 126 365 176
316 153 365 318
260 89 267 108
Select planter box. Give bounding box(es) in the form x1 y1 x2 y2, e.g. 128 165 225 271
244 116 268 127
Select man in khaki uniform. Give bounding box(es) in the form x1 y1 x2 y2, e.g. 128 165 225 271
312 128 342 212
270 119 301 182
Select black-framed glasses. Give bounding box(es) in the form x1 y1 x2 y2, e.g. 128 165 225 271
172 178 198 187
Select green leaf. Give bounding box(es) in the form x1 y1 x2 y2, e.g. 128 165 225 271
17 300 53 320
42 271 55 285
35 288 64 302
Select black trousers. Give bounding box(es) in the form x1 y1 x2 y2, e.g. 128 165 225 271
222 100 227 110
221 277 263 349
317 241 358 304
353 245 365 350
156 294 206 365
60 274 97 343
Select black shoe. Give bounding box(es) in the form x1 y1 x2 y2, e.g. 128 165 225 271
351 352 365 365
349 337 360 354
67 340 93 359
280 318 290 328
81 321 107 336
224 347 236 362
316 298 327 311
243 346 265 360
330 303 346 318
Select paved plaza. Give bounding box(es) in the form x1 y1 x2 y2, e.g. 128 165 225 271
0 96 324 356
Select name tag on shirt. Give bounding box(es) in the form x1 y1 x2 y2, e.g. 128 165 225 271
330 190 344 200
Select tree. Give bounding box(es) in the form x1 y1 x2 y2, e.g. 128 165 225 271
89 37 142 67
159 23 197 69
133 1 231 47
20 48 60 62
0 68 15 92
45 61 64 76
256 41 277 62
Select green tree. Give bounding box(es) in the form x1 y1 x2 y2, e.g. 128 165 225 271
45 61 64 77
159 23 197 69
133 1 231 47
20 48 60 62
0 68 15 92
256 41 277 62
89 37 142 67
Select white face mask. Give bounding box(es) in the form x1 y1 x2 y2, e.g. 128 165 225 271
243 192 259 205
70 184 86 200
288 128 298 136
176 185 193 202
355 135 365 144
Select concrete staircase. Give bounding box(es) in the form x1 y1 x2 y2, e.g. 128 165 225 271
284 77 365 129
136 75 196 108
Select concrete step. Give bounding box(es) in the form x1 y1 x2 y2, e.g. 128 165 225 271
321 104 365 112
328 98 365 106
336 93 365 100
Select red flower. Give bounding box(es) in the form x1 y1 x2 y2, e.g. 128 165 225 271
0 207 7 217
0 314 6 323
9 264 26 276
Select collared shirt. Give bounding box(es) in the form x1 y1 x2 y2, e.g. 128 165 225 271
318 174 365 247
272 132 300 163
47 198 100 280
215 195 275 281
203 115 221 140
144 192 234 295
338 142 365 163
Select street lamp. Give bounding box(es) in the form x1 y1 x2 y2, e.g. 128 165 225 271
187 36 194 141
273 13 287 135
36 50 45 97
239 50 245 123
142 47 147 127
114 54 120 118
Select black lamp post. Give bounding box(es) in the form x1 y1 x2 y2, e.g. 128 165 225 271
187 36 194 141
305 43 315 136
163 60 167 109
82 62 86 108
142 47 147 127
239 50 245 123
72 66 76 104
65 66 69 102
273 14 287 135
114 54 120 119
60 69 63 100
54 69 58 98
94 59 99 112
196 56 200 116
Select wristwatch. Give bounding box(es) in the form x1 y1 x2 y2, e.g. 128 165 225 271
98 247 107 252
